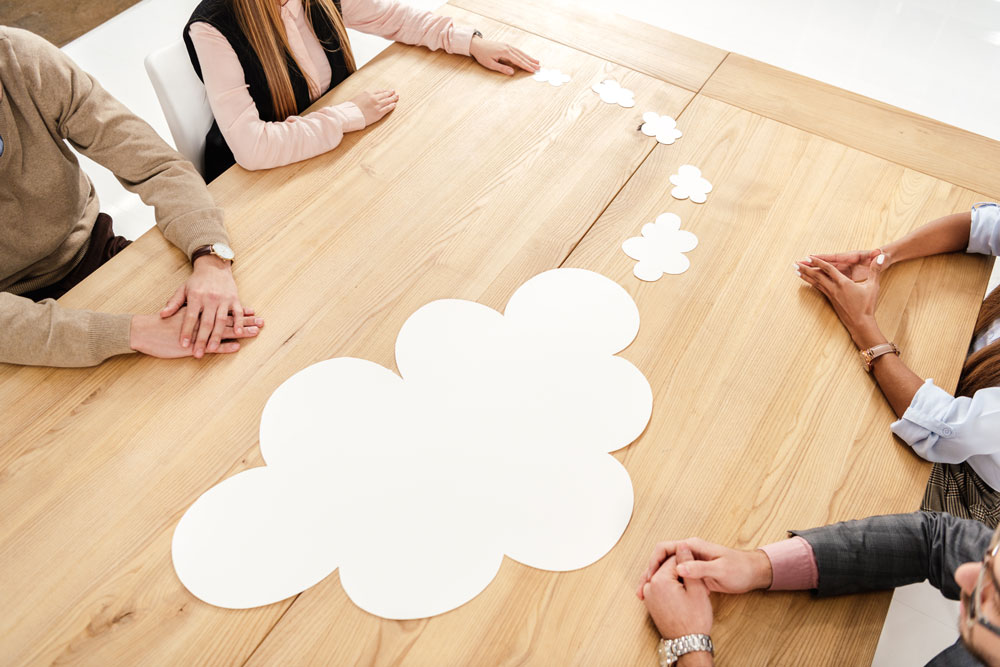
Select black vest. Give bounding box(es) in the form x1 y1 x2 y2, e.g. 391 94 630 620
183 0 351 181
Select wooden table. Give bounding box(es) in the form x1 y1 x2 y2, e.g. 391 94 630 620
2 4 996 665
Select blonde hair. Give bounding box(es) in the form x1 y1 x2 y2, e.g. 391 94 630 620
232 0 357 120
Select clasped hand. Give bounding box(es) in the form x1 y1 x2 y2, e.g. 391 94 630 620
130 254 264 359
636 538 773 642
795 249 890 349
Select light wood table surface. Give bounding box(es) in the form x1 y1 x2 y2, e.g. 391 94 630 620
1 5 995 666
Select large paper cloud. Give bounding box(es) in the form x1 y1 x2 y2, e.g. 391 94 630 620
172 269 653 619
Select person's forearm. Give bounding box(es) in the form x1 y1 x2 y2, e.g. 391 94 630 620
852 318 924 417
882 211 971 264
0 292 133 367
678 652 714 667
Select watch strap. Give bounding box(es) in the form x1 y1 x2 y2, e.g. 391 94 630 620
658 634 713 666
191 244 233 266
860 341 899 372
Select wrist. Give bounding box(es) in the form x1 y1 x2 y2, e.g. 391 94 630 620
677 652 714 667
129 314 152 353
752 549 774 590
193 254 232 272
851 317 887 350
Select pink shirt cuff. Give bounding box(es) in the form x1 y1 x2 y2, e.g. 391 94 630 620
759 536 819 591
451 24 476 57
337 102 366 132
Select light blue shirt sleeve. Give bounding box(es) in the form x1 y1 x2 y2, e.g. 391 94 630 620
891 379 1000 463
967 202 1000 256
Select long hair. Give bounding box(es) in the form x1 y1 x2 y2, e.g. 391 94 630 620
232 0 357 120
957 285 1000 397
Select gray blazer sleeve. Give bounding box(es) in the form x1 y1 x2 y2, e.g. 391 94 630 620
790 511 992 600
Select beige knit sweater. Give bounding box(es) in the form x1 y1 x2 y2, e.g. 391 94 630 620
0 27 231 367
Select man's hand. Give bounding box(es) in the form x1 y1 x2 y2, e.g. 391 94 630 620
131 307 262 358
637 538 773 598
160 255 247 358
642 546 713 644
469 36 540 75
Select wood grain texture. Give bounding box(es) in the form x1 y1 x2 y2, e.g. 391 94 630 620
445 0 727 92
0 8 992 666
0 10 694 666
701 54 1000 201
558 93 992 666
0 0 142 47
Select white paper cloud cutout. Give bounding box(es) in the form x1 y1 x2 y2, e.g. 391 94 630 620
172 269 653 620
640 112 682 145
592 79 635 108
669 164 713 204
622 213 699 280
532 67 571 86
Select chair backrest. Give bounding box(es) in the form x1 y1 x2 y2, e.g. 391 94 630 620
144 40 213 176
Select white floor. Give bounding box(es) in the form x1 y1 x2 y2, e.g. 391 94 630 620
57 1 997 662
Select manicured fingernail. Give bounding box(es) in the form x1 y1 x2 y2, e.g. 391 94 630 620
802 257 812 264
182 338 190 347
795 270 802 277
877 254 885 265
235 327 242 335
255 318 264 326
248 326 259 334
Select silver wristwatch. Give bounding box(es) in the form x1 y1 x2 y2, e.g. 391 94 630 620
657 634 713 666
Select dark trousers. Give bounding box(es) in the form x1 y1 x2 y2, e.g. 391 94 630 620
24 213 132 302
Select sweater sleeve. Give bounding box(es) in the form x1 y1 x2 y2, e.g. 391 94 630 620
0 292 133 367
14 28 230 260
188 22 366 172
341 0 475 56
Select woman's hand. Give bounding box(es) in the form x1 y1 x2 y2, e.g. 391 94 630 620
637 538 773 599
469 37 540 75
805 248 888 282
796 255 887 349
350 89 399 126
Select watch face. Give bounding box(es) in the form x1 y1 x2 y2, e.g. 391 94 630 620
212 243 235 261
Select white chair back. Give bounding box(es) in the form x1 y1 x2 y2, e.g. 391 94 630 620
144 40 213 175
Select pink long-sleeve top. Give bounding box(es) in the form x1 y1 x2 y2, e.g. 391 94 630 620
188 0 475 170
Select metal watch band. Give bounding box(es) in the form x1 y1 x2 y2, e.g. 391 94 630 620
657 634 713 666
860 341 899 372
472 29 483 39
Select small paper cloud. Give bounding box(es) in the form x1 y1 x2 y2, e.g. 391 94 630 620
532 68 571 86
622 213 698 280
592 79 635 108
669 164 712 203
172 269 652 620
640 112 682 145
